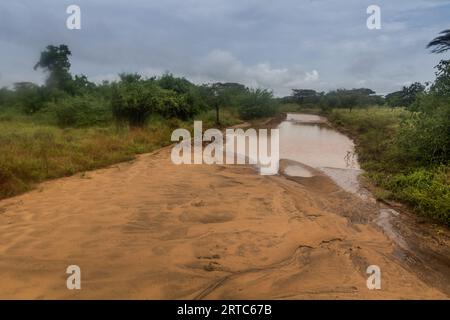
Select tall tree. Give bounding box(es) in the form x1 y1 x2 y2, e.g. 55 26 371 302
34 45 72 91
427 29 450 53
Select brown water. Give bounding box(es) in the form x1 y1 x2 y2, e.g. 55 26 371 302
279 114 442 278
279 113 372 200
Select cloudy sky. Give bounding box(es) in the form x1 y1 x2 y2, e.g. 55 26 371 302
0 0 449 96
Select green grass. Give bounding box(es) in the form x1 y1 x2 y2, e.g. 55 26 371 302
0 107 242 200
0 120 174 198
328 107 449 225
193 108 241 128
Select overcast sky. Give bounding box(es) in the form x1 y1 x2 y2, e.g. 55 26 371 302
0 0 449 96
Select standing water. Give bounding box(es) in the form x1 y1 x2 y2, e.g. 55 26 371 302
279 114 406 249
279 113 370 199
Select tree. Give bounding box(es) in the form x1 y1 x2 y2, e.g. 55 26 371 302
385 91 403 108
238 89 277 120
71 75 96 94
318 88 381 111
0 87 12 107
427 29 450 54
401 82 426 108
118 73 142 83
34 45 73 91
291 89 319 104
431 60 450 96
158 73 192 94
384 83 425 109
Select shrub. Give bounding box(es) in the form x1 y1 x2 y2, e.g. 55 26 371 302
382 167 449 225
111 81 200 126
48 94 112 127
395 94 450 166
238 89 278 120
329 107 449 224
13 83 48 114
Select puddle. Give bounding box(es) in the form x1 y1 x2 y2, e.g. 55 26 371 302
278 114 425 262
279 115 359 170
285 113 327 124
278 113 370 198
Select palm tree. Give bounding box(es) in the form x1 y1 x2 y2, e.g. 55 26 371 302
427 29 450 53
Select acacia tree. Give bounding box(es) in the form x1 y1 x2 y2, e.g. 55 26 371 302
292 89 319 104
34 45 73 91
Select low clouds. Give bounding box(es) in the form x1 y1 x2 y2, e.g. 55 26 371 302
0 0 449 95
192 50 319 95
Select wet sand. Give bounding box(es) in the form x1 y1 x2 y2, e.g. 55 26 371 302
0 144 448 299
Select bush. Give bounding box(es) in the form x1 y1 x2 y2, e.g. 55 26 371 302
329 107 449 224
382 167 449 224
238 89 278 120
14 83 48 114
157 73 192 94
111 81 200 126
394 93 450 166
112 82 164 126
48 94 112 127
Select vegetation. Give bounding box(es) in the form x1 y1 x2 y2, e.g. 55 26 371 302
274 29 450 225
427 29 450 54
1 31 449 226
328 108 449 225
280 87 384 111
385 82 426 108
0 44 276 199
324 36 449 224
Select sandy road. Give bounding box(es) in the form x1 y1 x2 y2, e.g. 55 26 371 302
0 145 448 299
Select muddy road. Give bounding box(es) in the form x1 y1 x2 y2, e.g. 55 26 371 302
0 114 448 299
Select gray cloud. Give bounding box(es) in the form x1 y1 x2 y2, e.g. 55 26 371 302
0 0 449 95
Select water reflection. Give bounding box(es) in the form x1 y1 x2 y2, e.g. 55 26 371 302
279 115 359 170
279 113 371 199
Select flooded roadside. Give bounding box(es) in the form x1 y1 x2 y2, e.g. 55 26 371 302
277 113 449 296
278 113 406 238
278 113 371 200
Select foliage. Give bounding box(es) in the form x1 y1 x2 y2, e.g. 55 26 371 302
48 94 112 127
385 82 426 109
285 88 384 111
238 88 278 120
430 59 450 96
427 29 450 54
157 73 192 94
380 167 449 224
291 89 322 105
13 82 48 114
329 107 449 225
34 45 73 91
111 78 199 126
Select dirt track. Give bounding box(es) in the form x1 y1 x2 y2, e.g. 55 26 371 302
0 145 448 299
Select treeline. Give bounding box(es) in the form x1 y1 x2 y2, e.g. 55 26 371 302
281 60 447 114
0 45 278 128
280 88 384 111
